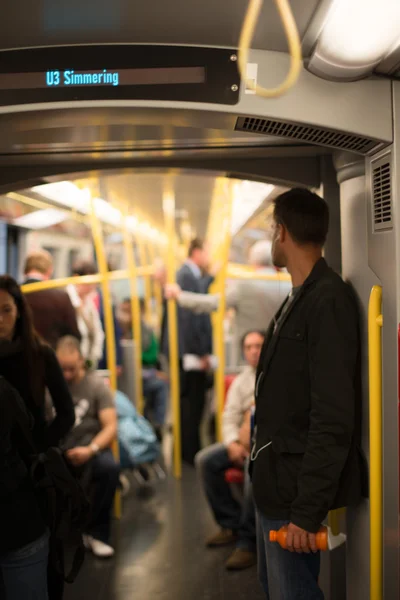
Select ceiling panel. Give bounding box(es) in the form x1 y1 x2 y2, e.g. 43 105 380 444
0 0 320 53
95 171 217 238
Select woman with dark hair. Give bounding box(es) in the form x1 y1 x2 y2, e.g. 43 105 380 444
0 275 75 599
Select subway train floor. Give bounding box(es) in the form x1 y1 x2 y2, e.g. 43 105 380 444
64 463 264 600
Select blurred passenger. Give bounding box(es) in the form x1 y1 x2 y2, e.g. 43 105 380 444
117 298 168 440
140 299 168 441
0 275 75 600
23 249 81 348
162 239 213 465
93 289 123 375
165 240 290 361
253 189 363 599
195 330 264 571
0 377 50 600
56 336 119 559
225 240 289 356
67 261 105 369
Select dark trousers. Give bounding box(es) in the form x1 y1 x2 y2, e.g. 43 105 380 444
196 444 256 552
79 449 120 544
180 369 207 465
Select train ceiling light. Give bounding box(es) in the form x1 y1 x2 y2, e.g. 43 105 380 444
30 181 166 242
307 0 400 81
230 181 274 237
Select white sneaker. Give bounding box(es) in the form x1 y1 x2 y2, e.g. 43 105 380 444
83 535 115 558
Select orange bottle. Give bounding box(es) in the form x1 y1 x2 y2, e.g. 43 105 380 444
269 525 328 551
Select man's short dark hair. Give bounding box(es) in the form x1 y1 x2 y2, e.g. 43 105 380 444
241 329 265 350
188 238 204 258
273 188 329 246
72 260 97 276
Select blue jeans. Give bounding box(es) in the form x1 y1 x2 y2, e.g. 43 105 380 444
195 443 256 552
143 375 168 427
0 531 49 600
257 512 323 600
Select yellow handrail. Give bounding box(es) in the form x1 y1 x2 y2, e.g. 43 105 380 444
137 238 152 323
368 285 383 600
238 0 302 98
89 197 121 519
163 179 182 479
123 220 144 415
146 242 163 332
227 264 291 281
22 273 103 294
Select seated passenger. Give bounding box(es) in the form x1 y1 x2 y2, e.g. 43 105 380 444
195 330 265 571
117 298 168 441
56 336 119 559
23 249 81 348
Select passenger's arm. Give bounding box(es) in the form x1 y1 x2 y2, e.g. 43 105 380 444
43 347 75 447
225 283 240 310
238 409 252 453
66 383 117 466
177 290 220 314
91 408 118 451
290 294 358 534
222 379 244 446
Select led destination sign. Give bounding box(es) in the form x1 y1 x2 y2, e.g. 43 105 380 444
0 66 206 90
0 45 240 106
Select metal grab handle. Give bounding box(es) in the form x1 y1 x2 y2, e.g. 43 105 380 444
368 285 383 600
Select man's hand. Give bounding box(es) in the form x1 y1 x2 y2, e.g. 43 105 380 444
227 441 249 467
286 523 318 554
164 283 181 300
66 446 93 467
199 356 211 371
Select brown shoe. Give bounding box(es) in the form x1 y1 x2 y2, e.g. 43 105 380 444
225 548 257 571
206 529 238 547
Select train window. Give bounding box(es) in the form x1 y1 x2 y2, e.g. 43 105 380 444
68 249 80 275
6 225 20 279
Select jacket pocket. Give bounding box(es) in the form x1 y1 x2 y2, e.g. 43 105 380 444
277 326 307 373
272 437 306 505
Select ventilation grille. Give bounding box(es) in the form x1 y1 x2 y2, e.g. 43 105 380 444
372 159 392 231
235 117 384 155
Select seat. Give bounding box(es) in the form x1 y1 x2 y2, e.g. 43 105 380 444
223 374 245 486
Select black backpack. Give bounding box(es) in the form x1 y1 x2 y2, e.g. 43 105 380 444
2 377 91 583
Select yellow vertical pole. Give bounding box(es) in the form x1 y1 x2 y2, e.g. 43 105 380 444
137 237 152 323
122 221 144 415
147 241 163 331
163 178 181 479
368 285 383 600
211 180 233 442
89 197 121 519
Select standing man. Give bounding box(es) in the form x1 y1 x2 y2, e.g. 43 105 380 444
171 239 213 465
252 188 363 599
